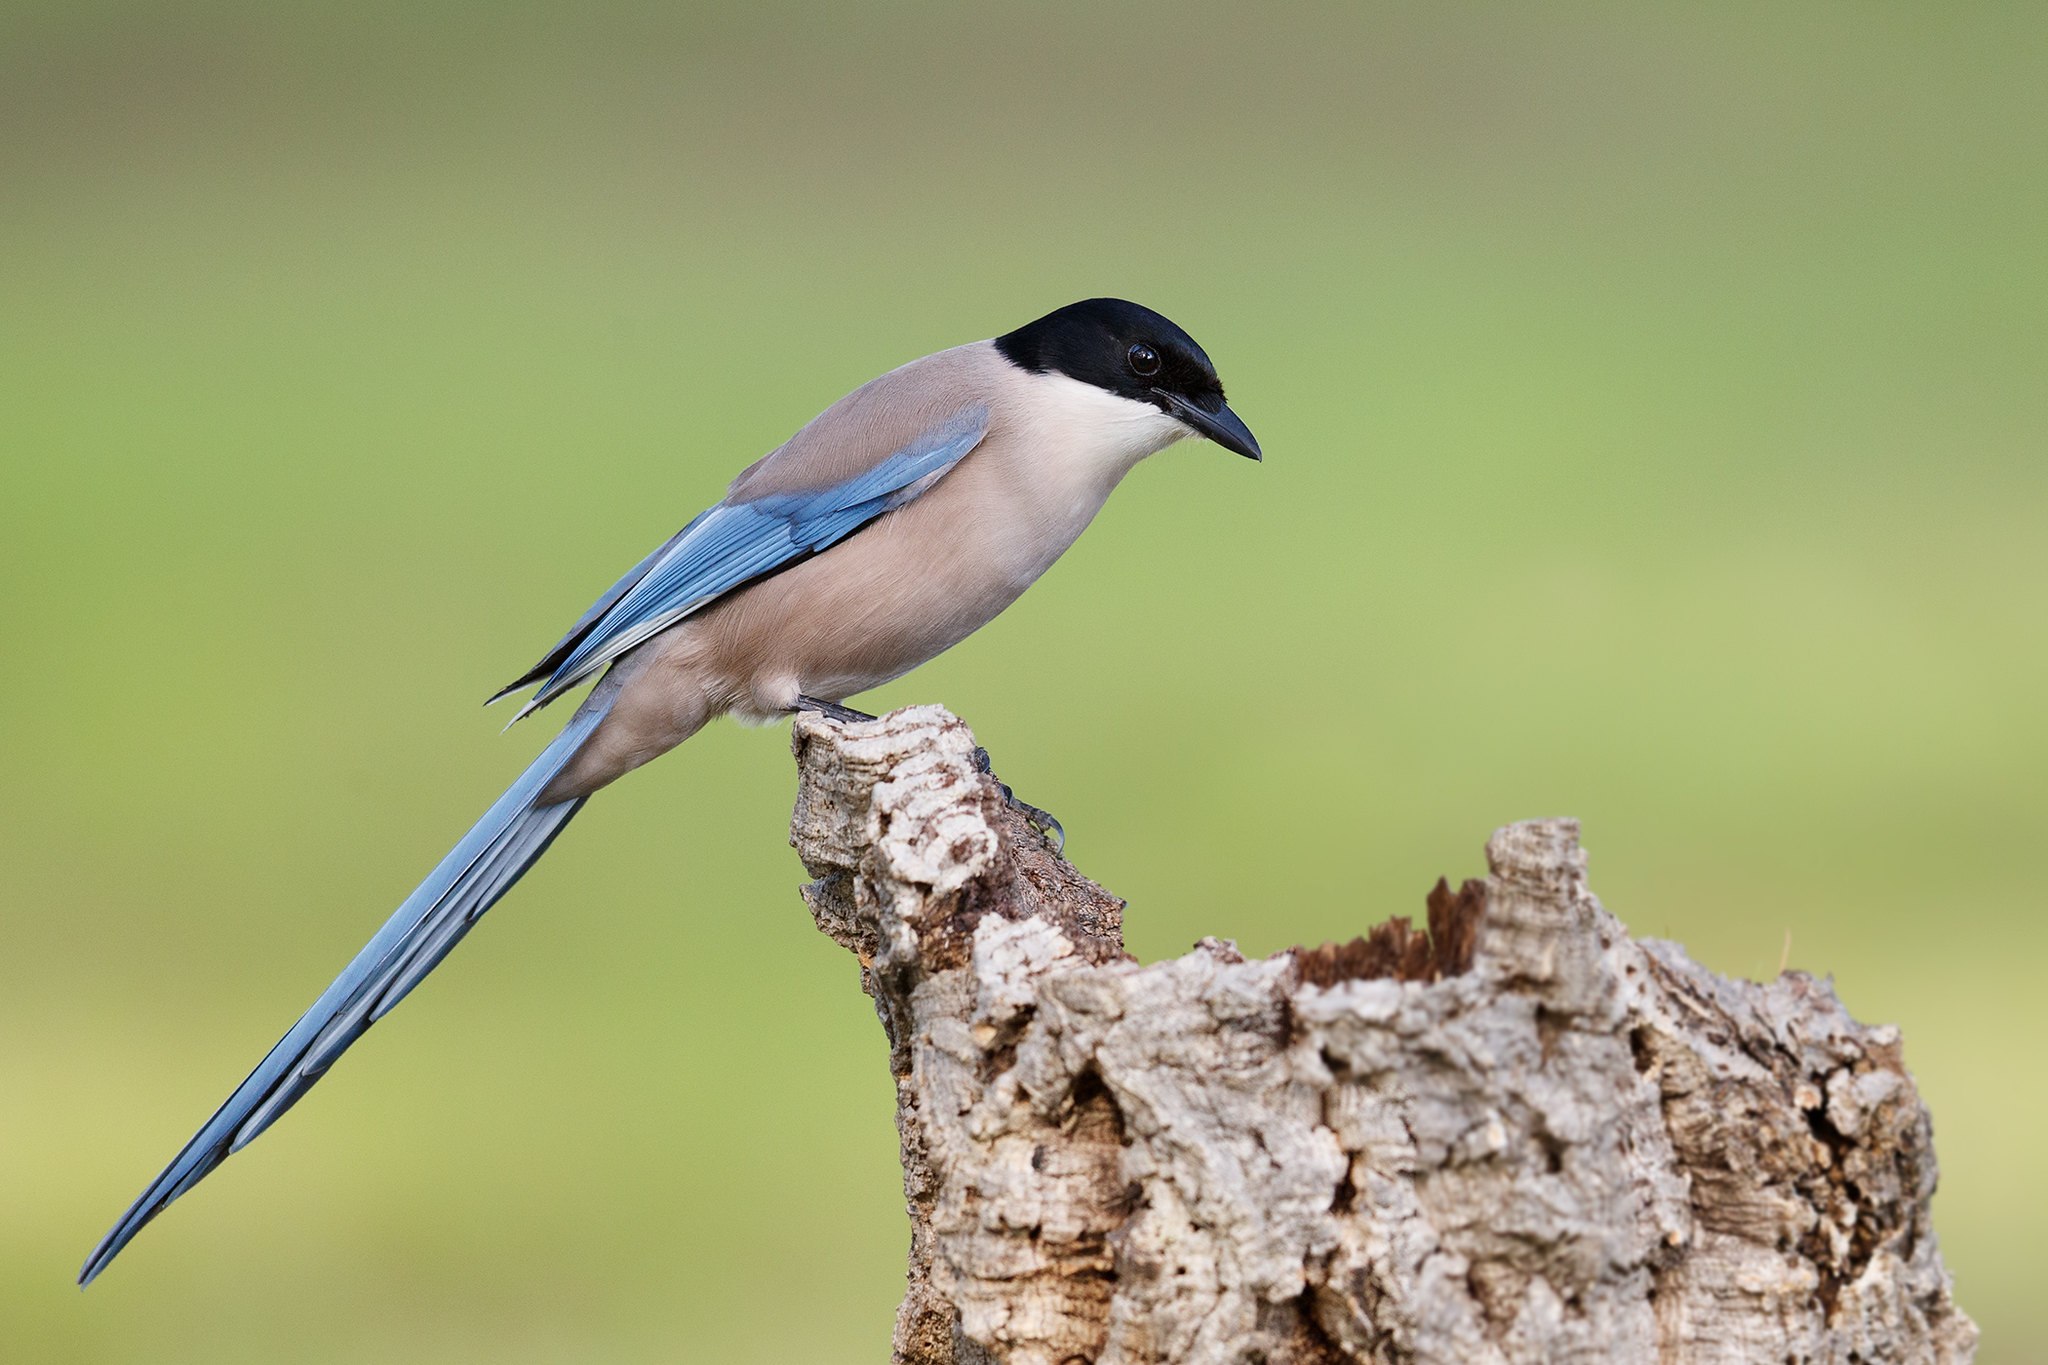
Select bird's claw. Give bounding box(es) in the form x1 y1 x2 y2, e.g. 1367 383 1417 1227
971 747 1065 852
1011 797 1066 853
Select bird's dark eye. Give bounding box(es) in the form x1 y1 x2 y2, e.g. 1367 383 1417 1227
1127 342 1161 377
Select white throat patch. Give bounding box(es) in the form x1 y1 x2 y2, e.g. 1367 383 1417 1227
1021 371 1192 475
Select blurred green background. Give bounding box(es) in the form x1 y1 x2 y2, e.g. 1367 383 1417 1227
3 2 2042 1360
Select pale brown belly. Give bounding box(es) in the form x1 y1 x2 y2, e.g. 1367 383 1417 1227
688 479 1058 714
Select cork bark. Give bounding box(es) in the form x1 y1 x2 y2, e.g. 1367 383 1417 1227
788 705 1976 1365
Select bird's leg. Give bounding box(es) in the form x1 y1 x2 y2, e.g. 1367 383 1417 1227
972 745 1066 853
795 695 877 724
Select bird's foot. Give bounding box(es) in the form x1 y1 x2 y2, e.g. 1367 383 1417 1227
972 746 1065 853
795 695 877 724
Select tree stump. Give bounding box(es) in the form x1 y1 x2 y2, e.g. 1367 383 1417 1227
788 705 1976 1365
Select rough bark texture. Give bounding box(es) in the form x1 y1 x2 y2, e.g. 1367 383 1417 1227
788 706 1976 1365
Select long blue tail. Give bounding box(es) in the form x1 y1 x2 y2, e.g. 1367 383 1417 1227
79 680 620 1286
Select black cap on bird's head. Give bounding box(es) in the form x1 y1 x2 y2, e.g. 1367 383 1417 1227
995 298 1262 461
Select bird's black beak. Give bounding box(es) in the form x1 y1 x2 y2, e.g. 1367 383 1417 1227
1153 389 1262 461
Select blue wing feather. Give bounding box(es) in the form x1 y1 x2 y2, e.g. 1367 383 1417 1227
485 510 713 705
508 405 988 717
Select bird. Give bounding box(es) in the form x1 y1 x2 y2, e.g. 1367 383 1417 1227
79 297 1260 1286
